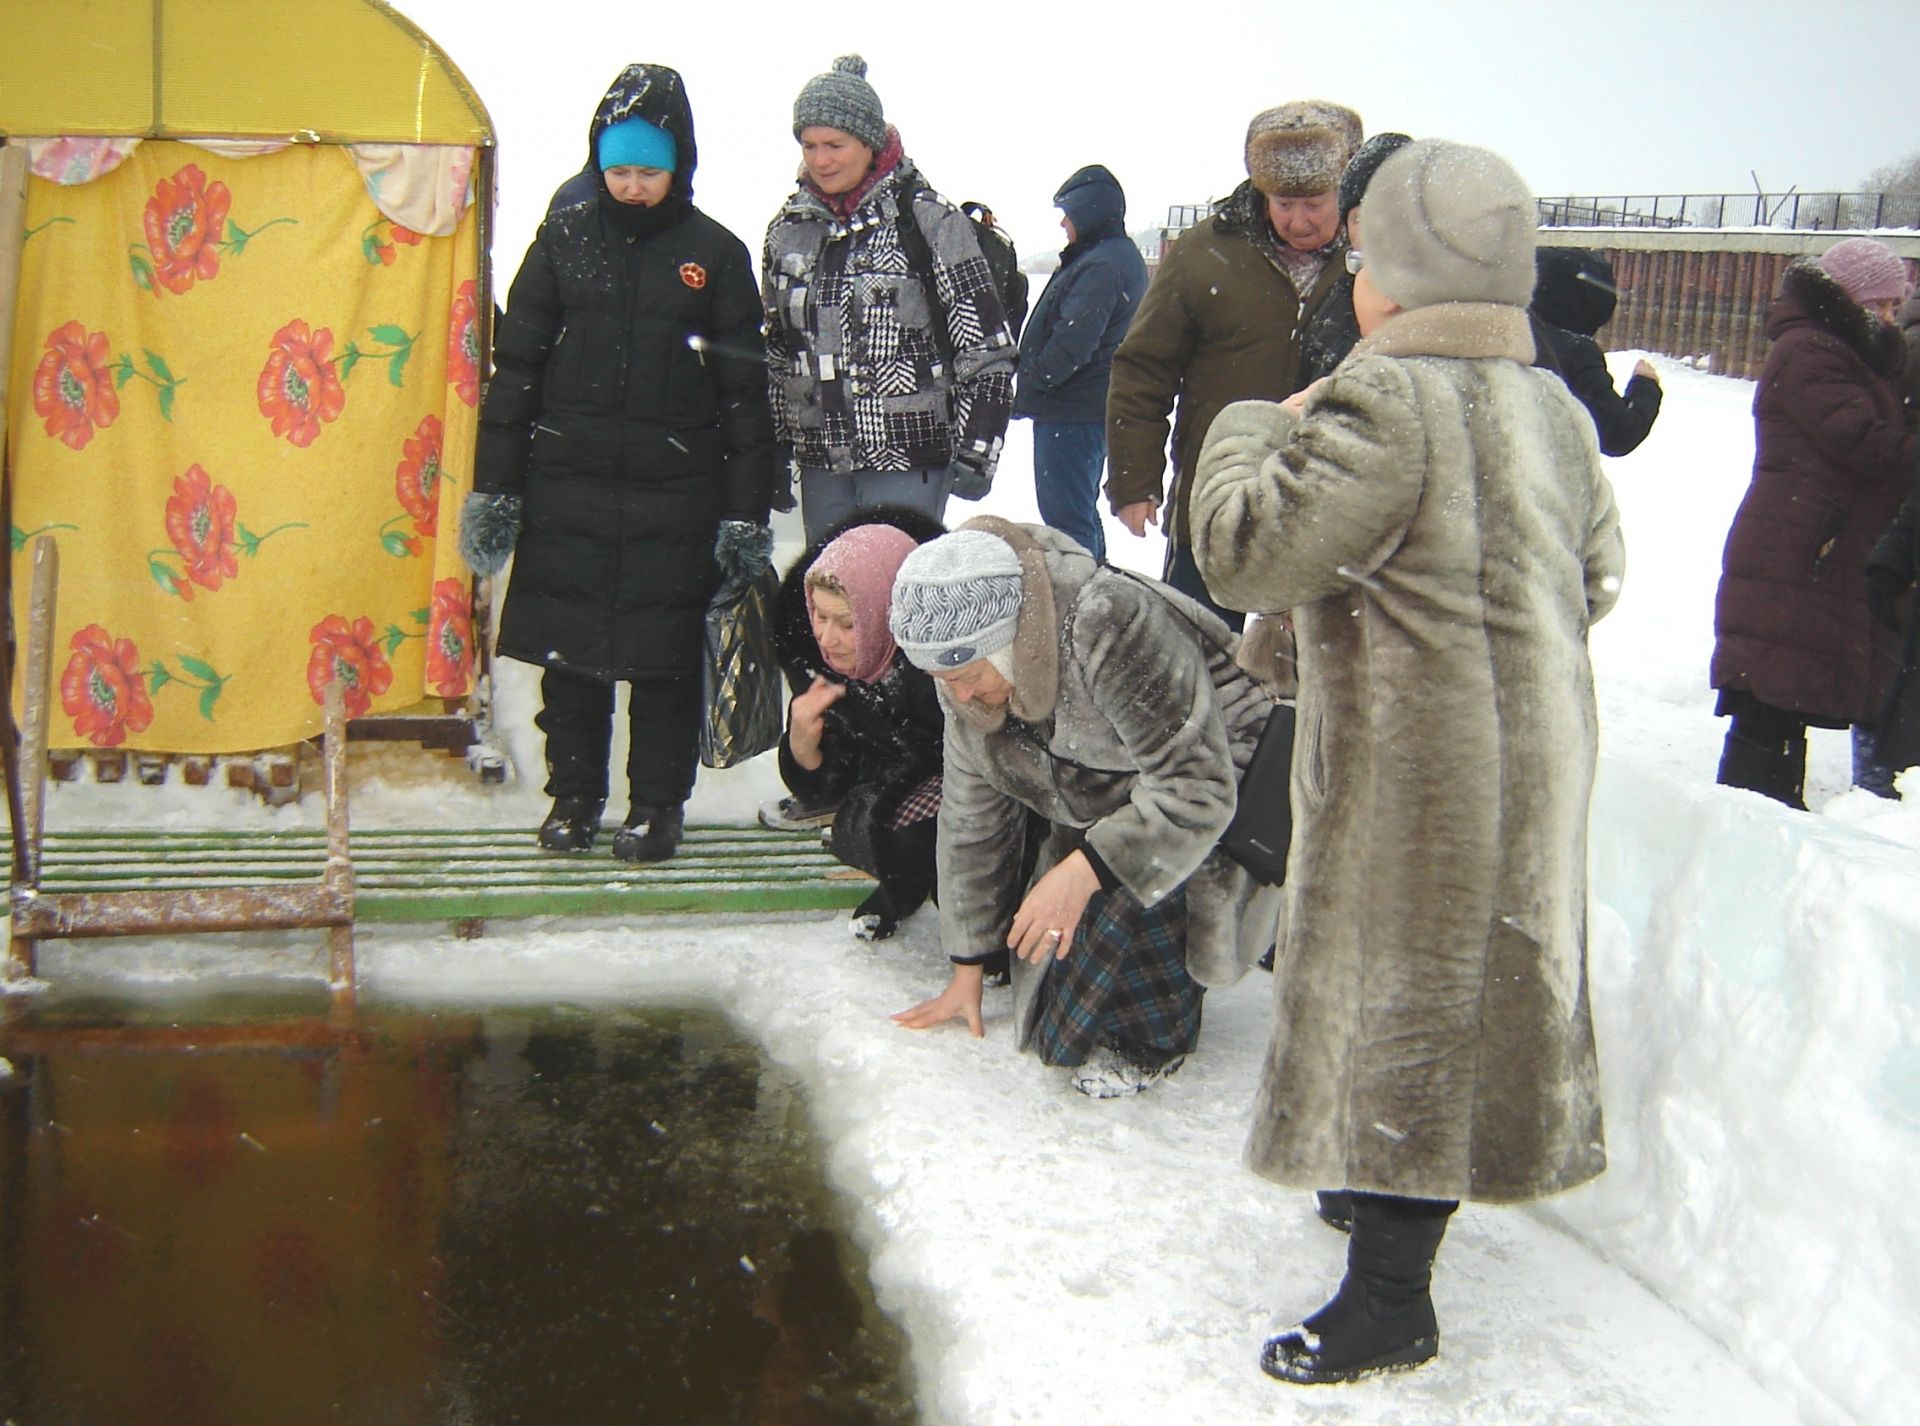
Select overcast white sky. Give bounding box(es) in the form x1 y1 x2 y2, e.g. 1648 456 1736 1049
393 0 1919 281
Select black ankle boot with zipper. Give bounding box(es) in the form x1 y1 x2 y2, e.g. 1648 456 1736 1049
612 803 684 863
538 796 605 853
1261 1192 1455 1384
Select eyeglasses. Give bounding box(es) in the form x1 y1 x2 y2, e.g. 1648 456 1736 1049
1343 248 1364 276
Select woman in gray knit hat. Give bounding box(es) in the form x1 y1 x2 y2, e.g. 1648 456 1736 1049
886 519 1280 1098
763 56 1016 545
1194 138 1625 1385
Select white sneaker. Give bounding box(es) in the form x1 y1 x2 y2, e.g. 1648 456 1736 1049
1069 1050 1186 1099
758 794 837 831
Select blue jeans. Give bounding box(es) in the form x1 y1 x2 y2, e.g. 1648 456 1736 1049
1853 723 1898 799
1163 542 1246 633
799 466 951 546
1032 421 1107 561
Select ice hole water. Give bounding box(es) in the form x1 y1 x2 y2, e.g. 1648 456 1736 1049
0 992 918 1425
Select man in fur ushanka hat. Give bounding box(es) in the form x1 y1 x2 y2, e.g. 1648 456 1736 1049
1106 99 1360 631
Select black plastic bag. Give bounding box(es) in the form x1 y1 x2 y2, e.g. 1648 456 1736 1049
1218 703 1294 885
699 561 783 769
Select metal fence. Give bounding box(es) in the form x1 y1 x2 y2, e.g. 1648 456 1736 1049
1536 192 1920 232
1157 192 1920 249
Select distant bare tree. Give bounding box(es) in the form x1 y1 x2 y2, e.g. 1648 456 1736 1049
1862 151 1920 194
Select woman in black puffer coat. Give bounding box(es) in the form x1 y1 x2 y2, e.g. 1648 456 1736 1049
770 508 947 939
462 64 775 860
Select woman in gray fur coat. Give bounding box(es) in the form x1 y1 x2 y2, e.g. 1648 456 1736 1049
886 518 1281 1098
1193 140 1625 1385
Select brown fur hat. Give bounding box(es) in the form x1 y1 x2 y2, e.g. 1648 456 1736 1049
1245 100 1363 197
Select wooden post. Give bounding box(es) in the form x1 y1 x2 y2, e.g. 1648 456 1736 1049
0 140 26 451
6 537 57 981
321 680 356 1003
1 140 33 922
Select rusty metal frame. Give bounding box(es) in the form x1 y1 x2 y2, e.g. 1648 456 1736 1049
4 537 356 1005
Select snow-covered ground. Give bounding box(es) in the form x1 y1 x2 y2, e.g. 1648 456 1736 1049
16 350 1920 1425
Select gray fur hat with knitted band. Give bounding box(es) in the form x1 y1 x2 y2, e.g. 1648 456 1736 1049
1360 138 1537 311
1245 100 1363 197
888 531 1024 672
793 54 886 151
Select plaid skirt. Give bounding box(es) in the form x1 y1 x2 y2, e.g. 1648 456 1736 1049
886 775 942 829
1029 885 1201 1068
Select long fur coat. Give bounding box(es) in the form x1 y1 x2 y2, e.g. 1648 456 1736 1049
1192 301 1624 1204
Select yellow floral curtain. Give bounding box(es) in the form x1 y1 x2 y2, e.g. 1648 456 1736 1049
8 139 481 754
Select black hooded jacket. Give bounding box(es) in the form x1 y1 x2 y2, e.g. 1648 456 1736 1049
1532 247 1662 457
772 508 948 857
476 64 775 680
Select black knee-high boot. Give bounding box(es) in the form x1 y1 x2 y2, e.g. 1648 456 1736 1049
1717 712 1808 809
1261 1191 1456 1384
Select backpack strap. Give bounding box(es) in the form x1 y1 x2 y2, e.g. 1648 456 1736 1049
895 187 959 370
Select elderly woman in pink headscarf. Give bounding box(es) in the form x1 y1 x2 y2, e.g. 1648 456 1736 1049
769 509 953 941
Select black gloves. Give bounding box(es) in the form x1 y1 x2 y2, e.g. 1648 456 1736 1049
714 520 774 582
458 491 523 576
946 457 992 501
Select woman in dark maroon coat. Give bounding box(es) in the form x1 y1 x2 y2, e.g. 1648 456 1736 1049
1711 238 1915 806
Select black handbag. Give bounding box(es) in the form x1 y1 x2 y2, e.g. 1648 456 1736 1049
1218 702 1295 885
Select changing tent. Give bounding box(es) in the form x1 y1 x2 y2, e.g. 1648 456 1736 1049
0 0 496 757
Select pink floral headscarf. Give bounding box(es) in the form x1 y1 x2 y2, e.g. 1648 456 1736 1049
805 523 919 683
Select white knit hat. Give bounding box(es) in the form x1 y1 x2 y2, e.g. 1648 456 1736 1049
888 531 1023 671
1362 138 1537 311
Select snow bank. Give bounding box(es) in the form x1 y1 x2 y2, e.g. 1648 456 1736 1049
1552 757 1920 1426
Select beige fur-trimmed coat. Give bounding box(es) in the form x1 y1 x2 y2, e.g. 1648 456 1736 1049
934 517 1283 1052
1192 302 1625 1204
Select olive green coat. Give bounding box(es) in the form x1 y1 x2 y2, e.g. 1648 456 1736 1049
1105 184 1347 549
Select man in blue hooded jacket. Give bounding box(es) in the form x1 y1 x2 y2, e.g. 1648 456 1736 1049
1013 166 1147 561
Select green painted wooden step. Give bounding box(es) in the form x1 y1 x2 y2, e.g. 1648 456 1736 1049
8 824 872 923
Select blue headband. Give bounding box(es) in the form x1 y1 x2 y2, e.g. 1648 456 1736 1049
598 117 677 173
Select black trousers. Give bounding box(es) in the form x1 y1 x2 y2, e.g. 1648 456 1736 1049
536 665 700 810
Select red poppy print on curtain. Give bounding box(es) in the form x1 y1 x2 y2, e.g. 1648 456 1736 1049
447 279 480 406
163 465 239 596
362 217 424 266
32 322 120 450
257 320 347 447
140 165 232 295
60 624 156 747
307 615 393 719
425 578 474 696
398 415 444 536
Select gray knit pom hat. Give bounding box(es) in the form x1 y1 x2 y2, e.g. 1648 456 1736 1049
888 531 1024 671
1360 138 1537 311
793 54 886 151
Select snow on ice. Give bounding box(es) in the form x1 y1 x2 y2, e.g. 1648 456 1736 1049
14 352 1918 1426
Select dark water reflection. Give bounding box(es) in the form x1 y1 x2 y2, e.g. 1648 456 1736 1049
0 991 918 1426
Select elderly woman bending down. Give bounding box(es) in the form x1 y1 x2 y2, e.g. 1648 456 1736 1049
888 518 1280 1098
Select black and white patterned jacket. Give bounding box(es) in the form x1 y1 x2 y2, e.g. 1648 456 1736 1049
763 158 1014 483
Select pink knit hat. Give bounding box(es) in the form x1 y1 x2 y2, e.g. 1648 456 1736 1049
805 524 919 684
1817 237 1910 306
